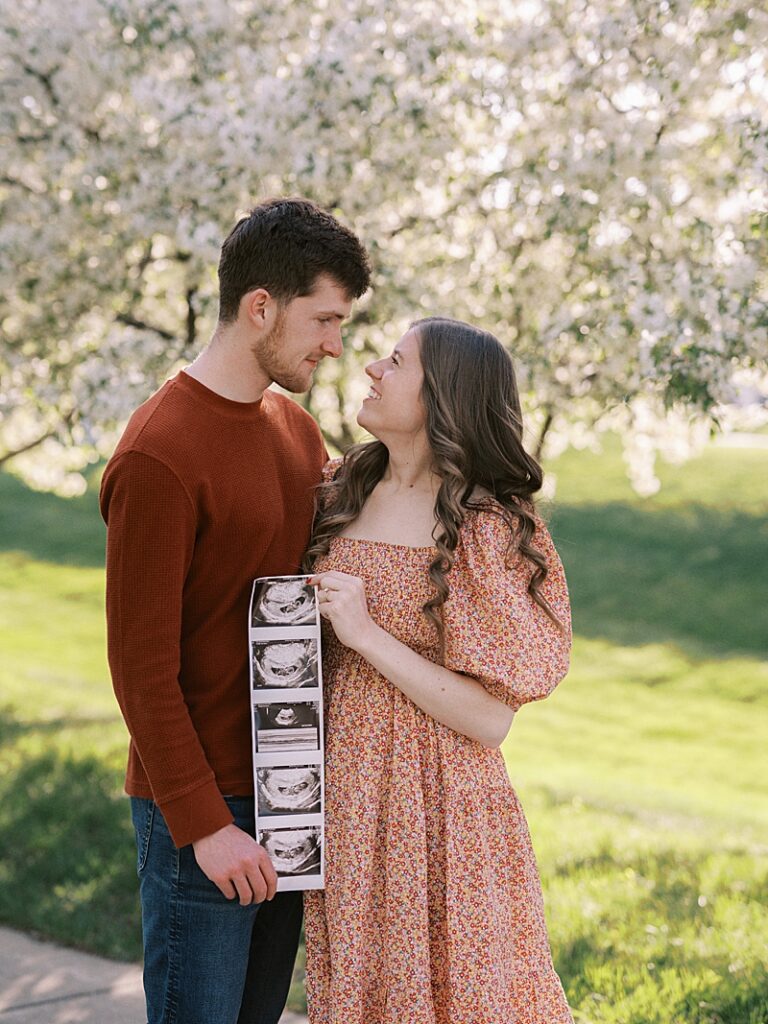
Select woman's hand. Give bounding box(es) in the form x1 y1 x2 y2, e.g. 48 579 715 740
309 569 514 747
309 571 378 653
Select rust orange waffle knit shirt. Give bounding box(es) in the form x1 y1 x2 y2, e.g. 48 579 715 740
100 371 326 848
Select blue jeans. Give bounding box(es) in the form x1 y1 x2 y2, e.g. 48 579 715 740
130 796 303 1024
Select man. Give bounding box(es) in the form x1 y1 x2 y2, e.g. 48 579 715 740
100 197 371 1024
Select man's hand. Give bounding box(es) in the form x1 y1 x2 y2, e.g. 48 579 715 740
192 824 278 905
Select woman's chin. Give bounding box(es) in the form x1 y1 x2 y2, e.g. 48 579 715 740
357 404 388 443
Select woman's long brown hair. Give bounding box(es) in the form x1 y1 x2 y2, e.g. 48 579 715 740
304 317 561 646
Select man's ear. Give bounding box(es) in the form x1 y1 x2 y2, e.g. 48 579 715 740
241 288 272 328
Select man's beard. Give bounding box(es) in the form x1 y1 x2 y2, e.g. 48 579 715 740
253 312 314 394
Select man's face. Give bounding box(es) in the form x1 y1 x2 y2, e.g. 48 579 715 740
253 274 353 393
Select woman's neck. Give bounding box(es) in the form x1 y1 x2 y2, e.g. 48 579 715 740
380 442 437 493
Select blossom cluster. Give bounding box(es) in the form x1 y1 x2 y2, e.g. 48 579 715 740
1 0 766 493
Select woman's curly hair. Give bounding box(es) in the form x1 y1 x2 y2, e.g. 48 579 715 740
304 317 563 647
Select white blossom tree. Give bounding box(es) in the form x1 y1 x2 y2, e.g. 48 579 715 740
1 0 766 493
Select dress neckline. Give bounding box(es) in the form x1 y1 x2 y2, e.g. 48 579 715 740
330 500 511 556
333 535 436 553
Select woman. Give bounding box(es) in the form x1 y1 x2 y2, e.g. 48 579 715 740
304 317 573 1024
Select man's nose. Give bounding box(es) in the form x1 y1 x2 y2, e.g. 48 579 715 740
321 329 343 359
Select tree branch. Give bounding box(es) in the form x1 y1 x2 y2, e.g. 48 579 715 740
533 408 554 462
115 313 176 341
18 58 102 142
1 174 45 195
19 60 60 109
0 430 57 466
0 410 74 467
185 287 198 352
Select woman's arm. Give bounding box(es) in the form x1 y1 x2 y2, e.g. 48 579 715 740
310 570 515 748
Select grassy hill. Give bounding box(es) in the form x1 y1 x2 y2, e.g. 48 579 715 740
511 439 768 1023
0 439 766 1023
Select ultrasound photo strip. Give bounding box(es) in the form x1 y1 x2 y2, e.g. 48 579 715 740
253 701 320 753
251 577 318 628
252 638 319 690
257 765 322 817
261 826 322 881
248 575 325 892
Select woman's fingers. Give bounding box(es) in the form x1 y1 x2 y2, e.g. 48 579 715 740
310 570 355 588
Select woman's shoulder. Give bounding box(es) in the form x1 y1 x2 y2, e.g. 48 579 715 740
321 456 344 483
461 493 533 532
458 495 552 563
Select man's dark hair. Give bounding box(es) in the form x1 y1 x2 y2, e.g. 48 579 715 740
217 197 371 323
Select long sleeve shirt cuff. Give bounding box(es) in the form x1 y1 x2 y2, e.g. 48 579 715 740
158 778 235 848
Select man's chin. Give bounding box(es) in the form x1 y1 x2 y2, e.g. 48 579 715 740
273 370 314 394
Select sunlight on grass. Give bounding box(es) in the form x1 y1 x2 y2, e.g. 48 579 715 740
546 435 768 513
505 636 768 832
521 792 768 1024
0 439 766 1019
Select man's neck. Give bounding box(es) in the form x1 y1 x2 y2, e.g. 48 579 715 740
185 329 270 403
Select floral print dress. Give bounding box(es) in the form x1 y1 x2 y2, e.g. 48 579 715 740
304 474 573 1024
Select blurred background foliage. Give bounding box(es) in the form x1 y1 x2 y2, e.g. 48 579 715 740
1 0 767 494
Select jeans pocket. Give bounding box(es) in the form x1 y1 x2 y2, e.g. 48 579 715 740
131 798 155 875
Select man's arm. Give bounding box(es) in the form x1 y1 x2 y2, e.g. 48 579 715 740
101 449 276 902
101 449 231 843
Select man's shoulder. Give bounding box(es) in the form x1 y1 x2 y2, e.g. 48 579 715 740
106 379 325 482
265 390 322 430
264 393 327 454
110 377 189 463
100 380 194 513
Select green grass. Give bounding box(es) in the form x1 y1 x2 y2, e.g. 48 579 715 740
521 792 768 1024
504 636 768 1023
544 436 768 657
505 437 768 1023
0 438 766 1022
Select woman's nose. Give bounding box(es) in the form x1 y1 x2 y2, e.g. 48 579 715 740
365 359 384 379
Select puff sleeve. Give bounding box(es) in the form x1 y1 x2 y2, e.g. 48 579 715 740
321 456 344 484
443 506 572 711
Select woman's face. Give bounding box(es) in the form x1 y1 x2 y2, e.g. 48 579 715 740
357 328 426 439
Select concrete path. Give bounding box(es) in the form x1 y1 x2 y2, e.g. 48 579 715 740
0 927 307 1023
